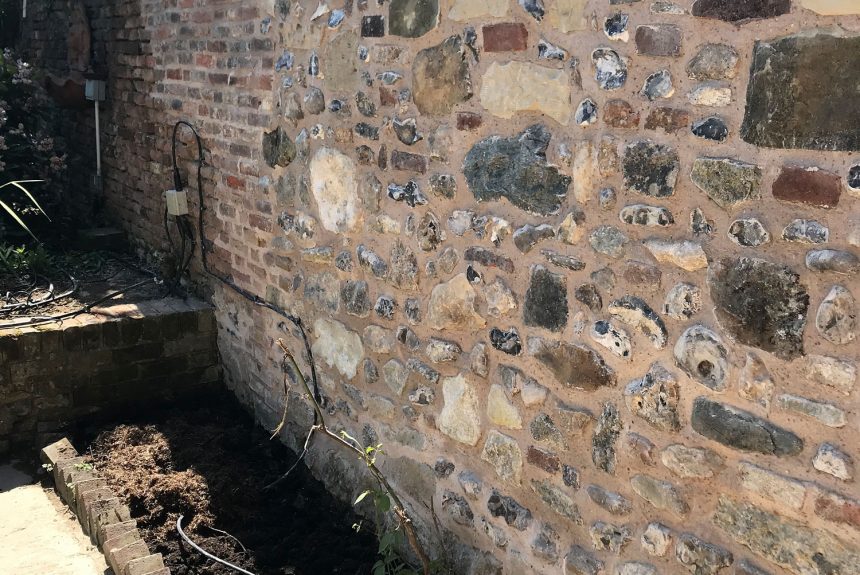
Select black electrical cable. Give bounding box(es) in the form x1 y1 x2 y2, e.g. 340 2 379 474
170 120 321 406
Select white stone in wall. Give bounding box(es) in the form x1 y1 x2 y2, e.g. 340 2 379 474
487 384 523 429
310 318 364 380
801 0 860 14
546 0 589 33
448 0 508 20
438 373 482 446
480 61 572 126
309 147 360 233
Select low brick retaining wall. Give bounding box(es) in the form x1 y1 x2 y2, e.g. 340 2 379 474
41 437 170 575
0 297 220 454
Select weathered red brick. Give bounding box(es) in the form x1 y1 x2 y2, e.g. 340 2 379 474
604 100 640 128
457 112 482 131
527 446 560 473
483 23 528 52
772 166 841 208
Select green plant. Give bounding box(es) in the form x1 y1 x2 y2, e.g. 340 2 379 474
0 179 48 239
272 339 432 575
0 242 52 274
349 440 418 575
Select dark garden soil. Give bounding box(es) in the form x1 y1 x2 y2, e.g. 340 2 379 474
80 395 377 575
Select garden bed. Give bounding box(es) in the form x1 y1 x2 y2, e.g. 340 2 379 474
80 393 377 575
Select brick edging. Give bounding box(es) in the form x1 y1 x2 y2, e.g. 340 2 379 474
41 438 170 575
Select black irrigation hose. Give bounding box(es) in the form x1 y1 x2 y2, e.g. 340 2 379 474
176 515 257 575
171 120 321 406
0 269 78 314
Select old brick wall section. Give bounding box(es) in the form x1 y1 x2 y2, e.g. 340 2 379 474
21 1 860 574
0 298 219 454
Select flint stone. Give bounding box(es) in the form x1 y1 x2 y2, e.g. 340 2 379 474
742 33 860 151
624 362 680 431
642 70 674 101
635 24 682 56
514 224 556 253
464 125 571 215
592 48 628 90
692 117 729 142
691 157 761 209
592 403 622 474
482 432 524 484
464 247 515 273
543 250 585 271
531 338 616 390
530 413 566 450
389 0 438 38
691 397 803 456
620 204 674 227
782 219 828 244
412 35 472 115
675 533 733 575
686 44 739 80
807 354 856 395
341 280 371 317
664 282 702 320
692 0 789 20
576 284 603 312
429 173 456 198
441 491 473 526
590 521 632 553
776 394 846 428
532 480 581 525
623 141 679 197
738 353 774 408
687 83 732 107
608 295 669 348
806 249 860 275
263 127 297 168
816 285 857 345
575 98 598 125
644 239 708 271
524 266 568 332
564 545 604 575
709 257 808 360
591 320 631 359
738 461 807 510
662 444 723 478
590 225 628 258
714 496 860 575
642 523 672 556
631 474 689 516
624 260 661 289
813 443 854 481
490 327 522 356
587 485 632 515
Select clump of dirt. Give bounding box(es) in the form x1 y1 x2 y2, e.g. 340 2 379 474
85 399 377 575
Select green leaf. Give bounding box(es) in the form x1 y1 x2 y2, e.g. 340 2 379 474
354 490 372 506
0 199 36 240
375 493 391 513
378 531 396 553
4 180 49 220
